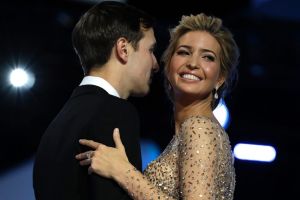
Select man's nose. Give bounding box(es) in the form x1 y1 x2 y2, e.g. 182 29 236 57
152 58 159 73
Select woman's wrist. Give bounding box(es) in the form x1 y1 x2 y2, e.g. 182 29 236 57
112 161 134 183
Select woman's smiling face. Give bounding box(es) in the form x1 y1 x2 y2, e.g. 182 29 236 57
167 30 225 100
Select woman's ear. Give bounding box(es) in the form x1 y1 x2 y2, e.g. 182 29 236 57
116 37 129 64
216 75 225 89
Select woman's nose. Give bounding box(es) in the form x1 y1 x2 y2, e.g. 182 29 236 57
186 56 200 70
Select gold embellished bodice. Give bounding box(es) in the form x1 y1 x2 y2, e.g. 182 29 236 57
143 131 180 199
143 116 235 199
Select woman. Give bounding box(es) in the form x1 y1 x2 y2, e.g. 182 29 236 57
76 13 239 200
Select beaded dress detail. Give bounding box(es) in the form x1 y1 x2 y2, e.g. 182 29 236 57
143 116 235 199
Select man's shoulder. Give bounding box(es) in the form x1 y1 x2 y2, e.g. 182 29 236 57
66 85 135 112
72 85 132 104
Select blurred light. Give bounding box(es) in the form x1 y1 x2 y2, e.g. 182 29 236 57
140 139 160 170
9 68 28 87
56 12 73 27
9 68 35 89
250 64 265 77
254 0 300 21
251 0 272 8
234 143 276 162
213 98 230 129
0 157 35 200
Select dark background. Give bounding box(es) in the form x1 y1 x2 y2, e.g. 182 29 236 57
0 0 299 199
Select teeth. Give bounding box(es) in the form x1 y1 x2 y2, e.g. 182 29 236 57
182 74 200 80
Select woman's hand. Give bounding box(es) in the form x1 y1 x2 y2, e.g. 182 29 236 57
75 128 131 180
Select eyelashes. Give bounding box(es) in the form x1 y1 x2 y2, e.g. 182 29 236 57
175 50 216 62
176 50 189 56
203 55 215 62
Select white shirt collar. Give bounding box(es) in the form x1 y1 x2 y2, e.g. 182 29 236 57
79 76 120 98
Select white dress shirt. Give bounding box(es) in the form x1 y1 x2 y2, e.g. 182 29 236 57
79 76 120 98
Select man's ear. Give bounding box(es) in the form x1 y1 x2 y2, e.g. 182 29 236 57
116 37 129 64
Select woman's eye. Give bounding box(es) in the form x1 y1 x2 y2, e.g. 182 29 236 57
203 55 215 61
176 50 189 55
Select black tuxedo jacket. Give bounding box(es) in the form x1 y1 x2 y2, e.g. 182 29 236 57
33 85 142 200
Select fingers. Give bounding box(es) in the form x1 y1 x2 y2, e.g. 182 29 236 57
79 139 100 149
88 166 93 175
75 151 94 166
112 128 128 162
79 157 92 166
75 150 93 160
113 128 124 151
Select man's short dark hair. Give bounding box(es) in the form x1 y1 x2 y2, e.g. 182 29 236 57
72 1 154 74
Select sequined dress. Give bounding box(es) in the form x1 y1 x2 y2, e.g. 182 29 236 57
143 116 235 200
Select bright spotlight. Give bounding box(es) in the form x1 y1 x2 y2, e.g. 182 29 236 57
213 98 230 129
9 68 35 89
233 143 276 162
140 139 160 170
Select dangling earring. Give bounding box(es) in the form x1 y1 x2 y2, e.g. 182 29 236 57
214 87 218 99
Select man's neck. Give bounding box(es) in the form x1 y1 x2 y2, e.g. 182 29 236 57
88 67 129 99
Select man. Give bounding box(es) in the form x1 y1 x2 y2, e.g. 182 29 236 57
33 1 158 200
